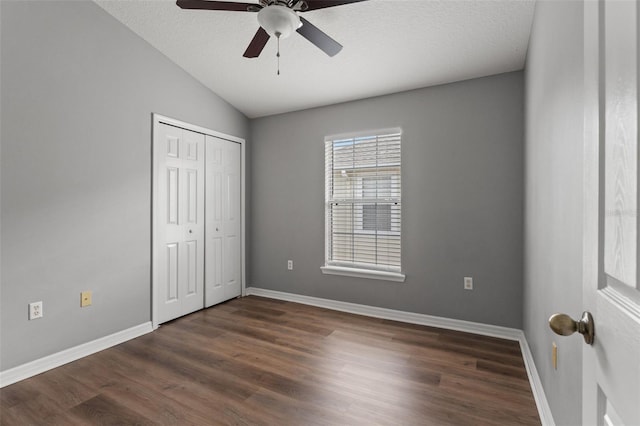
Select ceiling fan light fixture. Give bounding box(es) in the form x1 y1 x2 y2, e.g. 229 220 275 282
257 5 301 39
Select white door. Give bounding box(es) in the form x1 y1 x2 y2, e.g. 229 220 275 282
205 136 242 307
583 1 640 424
155 123 205 323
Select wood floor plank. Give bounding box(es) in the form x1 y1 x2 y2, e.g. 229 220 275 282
439 373 538 413
0 296 540 425
24 368 99 410
70 394 156 425
1 393 67 425
0 380 40 409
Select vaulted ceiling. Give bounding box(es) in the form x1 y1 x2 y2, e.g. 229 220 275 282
95 0 535 118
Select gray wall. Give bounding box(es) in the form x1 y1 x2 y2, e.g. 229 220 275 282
250 72 524 328
523 1 584 424
0 0 248 370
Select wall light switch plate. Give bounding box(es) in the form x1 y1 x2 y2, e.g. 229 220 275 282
81 291 92 307
287 260 293 270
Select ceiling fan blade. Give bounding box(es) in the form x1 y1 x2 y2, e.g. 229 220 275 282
301 0 368 11
176 0 258 12
296 17 342 57
243 27 270 58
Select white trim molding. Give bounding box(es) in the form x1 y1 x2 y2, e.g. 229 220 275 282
245 286 555 425
0 322 153 388
518 335 556 425
320 265 406 282
246 287 520 339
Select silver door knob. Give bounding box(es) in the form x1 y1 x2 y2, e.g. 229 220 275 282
549 311 595 345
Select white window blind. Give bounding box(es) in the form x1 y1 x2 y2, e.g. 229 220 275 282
324 129 401 273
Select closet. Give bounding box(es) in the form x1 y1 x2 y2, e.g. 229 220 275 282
152 115 243 325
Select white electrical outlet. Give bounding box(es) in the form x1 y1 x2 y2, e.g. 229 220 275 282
287 260 293 270
464 277 473 290
29 301 43 320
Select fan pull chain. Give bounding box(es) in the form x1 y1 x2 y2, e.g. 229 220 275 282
276 34 281 76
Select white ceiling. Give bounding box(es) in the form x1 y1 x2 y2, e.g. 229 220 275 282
94 0 535 118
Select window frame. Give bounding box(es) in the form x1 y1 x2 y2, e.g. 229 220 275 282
321 128 405 283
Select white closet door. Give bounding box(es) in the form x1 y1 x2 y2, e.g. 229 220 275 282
205 136 241 307
156 123 205 323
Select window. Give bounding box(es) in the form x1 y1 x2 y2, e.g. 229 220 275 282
321 129 404 282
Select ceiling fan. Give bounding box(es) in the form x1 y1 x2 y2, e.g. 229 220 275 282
176 0 368 59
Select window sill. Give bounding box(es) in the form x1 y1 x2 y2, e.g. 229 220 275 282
320 265 406 282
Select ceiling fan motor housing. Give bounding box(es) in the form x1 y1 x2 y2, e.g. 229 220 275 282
257 5 301 38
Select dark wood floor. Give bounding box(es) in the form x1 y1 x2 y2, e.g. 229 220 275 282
0 296 540 425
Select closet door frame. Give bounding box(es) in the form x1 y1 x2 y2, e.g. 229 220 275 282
151 113 246 329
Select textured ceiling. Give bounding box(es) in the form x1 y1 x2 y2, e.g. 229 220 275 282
94 0 535 118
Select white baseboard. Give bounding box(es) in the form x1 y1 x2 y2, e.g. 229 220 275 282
246 287 521 339
518 334 555 425
245 286 555 426
0 322 153 388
